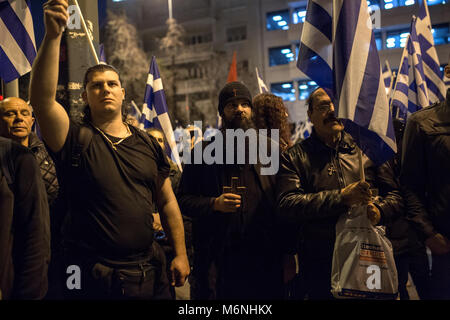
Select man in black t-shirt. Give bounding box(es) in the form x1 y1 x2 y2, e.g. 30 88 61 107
29 0 189 299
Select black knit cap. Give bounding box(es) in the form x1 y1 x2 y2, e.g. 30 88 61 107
218 81 252 115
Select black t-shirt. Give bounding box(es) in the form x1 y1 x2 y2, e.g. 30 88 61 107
51 121 170 260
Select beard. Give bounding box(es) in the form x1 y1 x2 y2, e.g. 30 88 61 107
223 113 255 130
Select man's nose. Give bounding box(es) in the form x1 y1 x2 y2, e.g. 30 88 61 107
236 104 246 112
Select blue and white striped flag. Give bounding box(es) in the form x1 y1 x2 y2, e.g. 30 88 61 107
297 0 396 165
141 56 182 171
416 0 445 103
382 60 393 95
0 0 36 82
390 17 429 122
255 67 269 94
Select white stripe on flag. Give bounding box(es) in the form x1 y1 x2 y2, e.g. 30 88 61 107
301 21 332 68
0 18 32 75
158 112 182 170
153 78 163 92
9 0 35 44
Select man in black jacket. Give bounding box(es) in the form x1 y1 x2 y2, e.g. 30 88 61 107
0 96 63 299
0 137 50 299
276 88 403 299
178 82 284 300
400 62 450 299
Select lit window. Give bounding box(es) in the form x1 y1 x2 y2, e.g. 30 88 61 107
292 7 307 24
269 46 294 66
271 82 296 101
298 80 318 101
267 10 290 31
427 0 446 5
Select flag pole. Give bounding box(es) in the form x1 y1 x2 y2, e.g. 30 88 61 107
2 79 19 98
72 0 99 65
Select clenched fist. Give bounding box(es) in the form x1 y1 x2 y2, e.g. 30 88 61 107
43 0 69 38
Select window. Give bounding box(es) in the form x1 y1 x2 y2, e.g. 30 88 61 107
292 7 307 24
266 10 290 31
271 82 296 101
427 0 447 5
432 24 449 45
226 26 247 42
366 0 381 5
386 29 409 48
298 80 318 101
186 33 212 45
269 45 294 66
383 0 415 10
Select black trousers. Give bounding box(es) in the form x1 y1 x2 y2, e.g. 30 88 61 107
61 242 171 300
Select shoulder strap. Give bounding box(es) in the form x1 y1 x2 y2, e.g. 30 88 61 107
0 139 14 185
71 125 94 168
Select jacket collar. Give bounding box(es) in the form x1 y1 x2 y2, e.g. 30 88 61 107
28 132 44 150
309 128 356 154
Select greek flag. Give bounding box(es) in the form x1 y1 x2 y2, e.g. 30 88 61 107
0 0 36 82
141 56 182 171
416 0 445 103
390 17 429 122
255 67 269 93
297 0 396 165
382 60 393 95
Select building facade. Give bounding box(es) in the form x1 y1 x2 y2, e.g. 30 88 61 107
108 0 450 126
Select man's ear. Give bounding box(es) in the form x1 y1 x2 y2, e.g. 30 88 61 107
122 88 125 100
82 91 88 103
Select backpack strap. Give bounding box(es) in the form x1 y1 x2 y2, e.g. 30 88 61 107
0 138 14 185
71 125 94 168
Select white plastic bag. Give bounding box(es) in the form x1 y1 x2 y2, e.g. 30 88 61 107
331 205 398 299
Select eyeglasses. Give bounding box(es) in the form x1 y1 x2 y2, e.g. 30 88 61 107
314 102 333 113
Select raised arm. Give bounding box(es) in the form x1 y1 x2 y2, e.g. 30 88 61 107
29 0 70 153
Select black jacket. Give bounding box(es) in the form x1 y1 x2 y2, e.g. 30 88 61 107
178 137 283 299
28 132 59 208
0 137 50 300
400 88 450 240
276 130 403 260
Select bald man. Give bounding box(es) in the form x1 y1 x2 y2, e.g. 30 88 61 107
0 97 59 207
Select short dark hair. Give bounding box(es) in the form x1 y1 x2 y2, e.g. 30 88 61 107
82 64 125 123
83 64 122 89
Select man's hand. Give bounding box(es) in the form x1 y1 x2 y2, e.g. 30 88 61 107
426 233 450 255
367 202 381 225
170 254 190 287
213 193 241 213
43 0 69 39
341 181 371 207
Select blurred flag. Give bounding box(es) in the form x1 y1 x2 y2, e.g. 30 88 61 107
129 100 142 120
390 17 429 122
291 120 313 143
416 0 445 103
227 51 237 83
297 0 396 165
0 0 36 82
99 43 106 64
141 56 182 171
255 67 269 93
382 60 393 95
